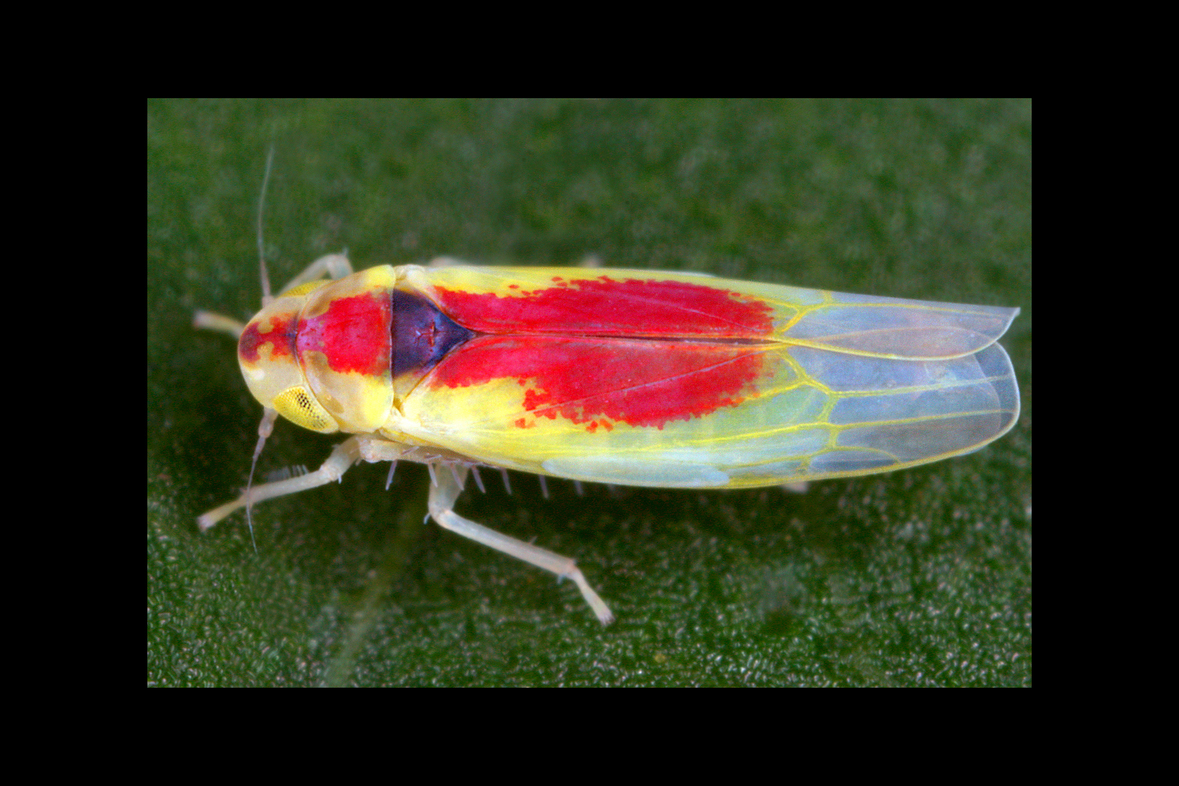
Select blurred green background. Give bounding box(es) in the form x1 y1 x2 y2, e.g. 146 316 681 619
148 99 1031 686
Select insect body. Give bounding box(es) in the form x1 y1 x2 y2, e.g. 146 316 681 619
197 254 1020 624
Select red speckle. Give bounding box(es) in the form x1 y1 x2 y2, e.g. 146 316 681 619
297 291 392 376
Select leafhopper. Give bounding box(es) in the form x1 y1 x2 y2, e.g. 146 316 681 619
196 250 1019 624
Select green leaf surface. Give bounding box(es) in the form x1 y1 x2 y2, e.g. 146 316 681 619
148 99 1031 686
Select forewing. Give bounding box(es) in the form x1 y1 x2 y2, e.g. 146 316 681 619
395 268 1020 488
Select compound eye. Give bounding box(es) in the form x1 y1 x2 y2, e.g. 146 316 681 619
272 386 338 433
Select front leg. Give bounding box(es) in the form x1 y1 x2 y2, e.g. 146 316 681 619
194 253 355 341
275 252 353 293
197 436 366 530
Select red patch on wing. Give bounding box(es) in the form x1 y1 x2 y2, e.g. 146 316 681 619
428 336 765 430
434 275 774 338
427 276 774 429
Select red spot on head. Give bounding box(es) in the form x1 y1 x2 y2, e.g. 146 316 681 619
297 291 392 376
239 314 296 364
